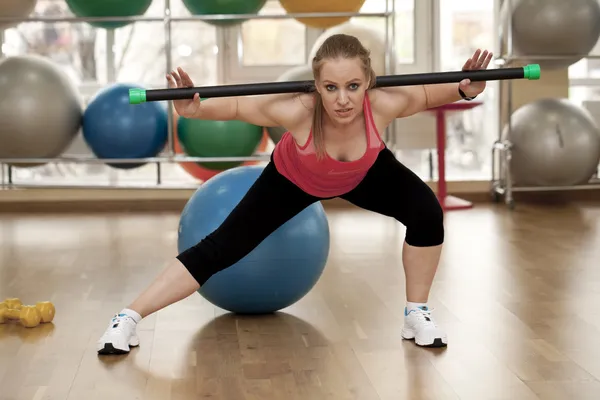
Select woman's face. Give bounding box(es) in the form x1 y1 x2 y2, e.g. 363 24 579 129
315 57 369 125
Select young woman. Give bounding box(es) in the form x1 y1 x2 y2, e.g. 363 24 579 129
97 34 492 354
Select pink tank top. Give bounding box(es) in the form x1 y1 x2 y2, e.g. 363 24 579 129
273 92 385 198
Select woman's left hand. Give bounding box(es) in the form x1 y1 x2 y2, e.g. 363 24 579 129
459 49 494 98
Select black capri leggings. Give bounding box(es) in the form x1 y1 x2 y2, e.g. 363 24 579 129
177 147 444 286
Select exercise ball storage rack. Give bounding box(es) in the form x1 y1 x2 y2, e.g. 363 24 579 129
0 0 540 192
0 0 593 202
0 0 401 189
490 0 600 209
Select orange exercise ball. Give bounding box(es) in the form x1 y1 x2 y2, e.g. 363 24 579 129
278 0 366 29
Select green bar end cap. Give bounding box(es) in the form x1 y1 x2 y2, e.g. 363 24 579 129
129 88 147 104
523 64 541 80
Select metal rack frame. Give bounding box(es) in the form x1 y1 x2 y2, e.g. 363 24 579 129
0 0 398 190
491 0 600 209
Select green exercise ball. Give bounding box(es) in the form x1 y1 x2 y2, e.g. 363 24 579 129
177 117 264 170
66 0 153 29
182 0 268 26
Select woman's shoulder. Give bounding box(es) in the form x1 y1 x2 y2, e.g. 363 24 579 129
366 87 410 120
296 92 316 111
271 92 314 145
287 92 316 126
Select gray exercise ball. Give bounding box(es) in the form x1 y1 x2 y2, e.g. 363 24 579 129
502 98 600 187
267 65 314 144
0 0 37 30
500 0 600 69
0 55 82 168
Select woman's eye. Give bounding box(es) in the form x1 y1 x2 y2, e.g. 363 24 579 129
326 85 336 91
349 83 359 90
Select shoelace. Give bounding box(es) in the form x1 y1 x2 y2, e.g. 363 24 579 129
109 314 132 333
411 308 438 327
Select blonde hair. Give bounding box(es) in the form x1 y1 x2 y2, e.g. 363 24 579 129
311 33 377 159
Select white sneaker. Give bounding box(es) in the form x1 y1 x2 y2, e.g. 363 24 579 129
97 313 140 355
401 306 447 347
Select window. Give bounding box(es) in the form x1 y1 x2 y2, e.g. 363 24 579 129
569 35 600 81
222 0 419 83
1 0 212 187
220 0 321 83
1 0 100 88
349 0 416 67
435 0 497 181
238 2 307 67
1 0 502 187
569 38 600 109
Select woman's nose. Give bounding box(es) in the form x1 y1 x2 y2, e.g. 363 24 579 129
337 92 349 104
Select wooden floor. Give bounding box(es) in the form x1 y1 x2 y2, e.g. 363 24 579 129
1 201 600 400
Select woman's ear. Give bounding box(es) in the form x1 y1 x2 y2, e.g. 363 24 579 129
369 70 376 88
314 79 322 95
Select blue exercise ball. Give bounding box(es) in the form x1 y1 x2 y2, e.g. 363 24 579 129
177 165 330 314
83 83 168 169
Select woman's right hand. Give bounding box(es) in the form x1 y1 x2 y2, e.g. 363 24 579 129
167 67 201 118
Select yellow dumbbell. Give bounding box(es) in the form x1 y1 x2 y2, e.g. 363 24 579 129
0 298 55 328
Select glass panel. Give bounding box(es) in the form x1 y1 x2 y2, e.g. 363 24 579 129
569 38 600 80
239 1 306 67
569 86 600 107
236 0 414 69
1 0 106 86
439 0 495 71
567 10 600 130
115 1 219 87
393 0 415 64
435 0 497 181
1 0 220 187
351 0 415 66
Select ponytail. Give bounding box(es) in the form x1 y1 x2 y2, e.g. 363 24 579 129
312 93 326 160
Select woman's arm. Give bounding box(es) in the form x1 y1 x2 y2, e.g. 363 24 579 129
373 83 462 119
371 49 493 120
191 93 312 128
167 68 312 130
167 66 313 129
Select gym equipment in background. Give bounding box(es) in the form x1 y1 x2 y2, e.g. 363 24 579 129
82 83 168 169
501 98 600 187
182 0 267 26
500 0 600 69
177 117 264 171
130 64 541 104
309 22 388 75
65 0 153 29
0 0 37 30
266 65 314 144
278 0 366 29
0 55 82 168
177 165 330 314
